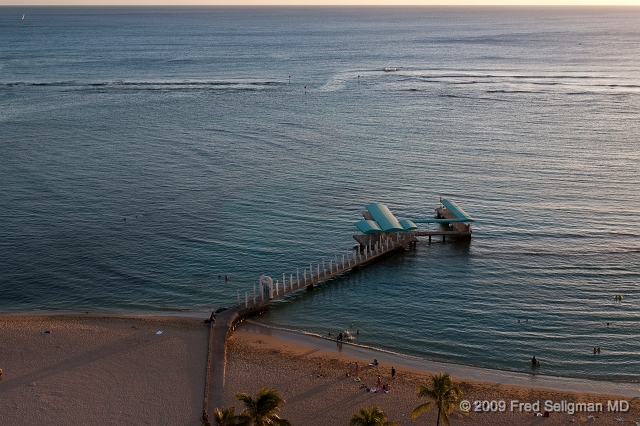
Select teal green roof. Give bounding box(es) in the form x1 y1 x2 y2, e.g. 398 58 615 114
399 219 418 231
412 218 469 223
354 199 473 234
366 203 403 232
441 198 474 221
354 220 383 234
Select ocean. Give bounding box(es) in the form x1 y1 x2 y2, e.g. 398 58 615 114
1 6 639 382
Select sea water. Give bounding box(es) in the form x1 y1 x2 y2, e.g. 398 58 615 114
1 6 639 382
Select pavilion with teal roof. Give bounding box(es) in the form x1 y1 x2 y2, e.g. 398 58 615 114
353 198 473 247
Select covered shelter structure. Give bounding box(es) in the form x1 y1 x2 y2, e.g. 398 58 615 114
353 199 473 248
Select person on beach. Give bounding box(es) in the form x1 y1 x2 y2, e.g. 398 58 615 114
338 332 343 342
355 362 359 374
377 375 381 388
531 356 539 366
391 366 396 379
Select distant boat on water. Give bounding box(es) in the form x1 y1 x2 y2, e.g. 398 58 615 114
383 67 398 72
22 14 25 20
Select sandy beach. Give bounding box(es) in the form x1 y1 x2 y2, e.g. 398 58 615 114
0 315 209 426
222 324 640 426
2 315 639 425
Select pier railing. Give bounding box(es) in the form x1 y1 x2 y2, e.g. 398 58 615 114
234 234 412 311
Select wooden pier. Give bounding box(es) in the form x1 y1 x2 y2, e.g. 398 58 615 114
236 233 413 314
203 233 413 419
202 198 473 421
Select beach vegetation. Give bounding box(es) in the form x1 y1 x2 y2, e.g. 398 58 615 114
349 406 398 426
212 406 238 426
235 388 291 426
412 372 463 426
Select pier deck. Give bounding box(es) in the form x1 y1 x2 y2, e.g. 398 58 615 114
202 198 474 421
204 234 411 417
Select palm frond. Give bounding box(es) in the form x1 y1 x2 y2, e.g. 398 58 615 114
413 372 464 424
411 401 432 418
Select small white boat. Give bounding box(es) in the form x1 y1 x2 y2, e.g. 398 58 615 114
383 67 398 72
22 14 25 20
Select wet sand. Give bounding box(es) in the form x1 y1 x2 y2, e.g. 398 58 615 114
2 315 639 425
222 323 640 426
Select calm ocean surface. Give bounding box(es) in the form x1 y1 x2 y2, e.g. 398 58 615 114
2 6 640 382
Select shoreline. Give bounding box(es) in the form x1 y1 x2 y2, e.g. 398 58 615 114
2 311 638 397
0 309 212 320
2 313 639 425
237 320 640 398
225 323 640 425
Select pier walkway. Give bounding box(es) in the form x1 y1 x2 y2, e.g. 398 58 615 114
204 233 413 418
202 198 474 421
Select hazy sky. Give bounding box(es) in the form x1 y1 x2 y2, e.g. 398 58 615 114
6 0 640 5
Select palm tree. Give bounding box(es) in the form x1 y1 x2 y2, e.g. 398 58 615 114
412 372 463 426
235 388 291 426
212 406 238 426
349 406 398 426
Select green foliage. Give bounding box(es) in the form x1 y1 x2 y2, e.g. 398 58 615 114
349 406 398 426
234 388 291 426
213 406 238 426
412 372 463 426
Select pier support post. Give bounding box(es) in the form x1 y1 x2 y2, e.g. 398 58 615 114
245 292 248 308
269 281 273 299
342 254 345 270
276 280 279 296
290 274 293 291
317 264 320 280
283 274 286 292
310 263 313 280
253 284 256 305
322 258 325 277
297 269 300 288
329 260 332 274
304 269 307 285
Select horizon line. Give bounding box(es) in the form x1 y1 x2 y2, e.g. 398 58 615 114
5 2 640 7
